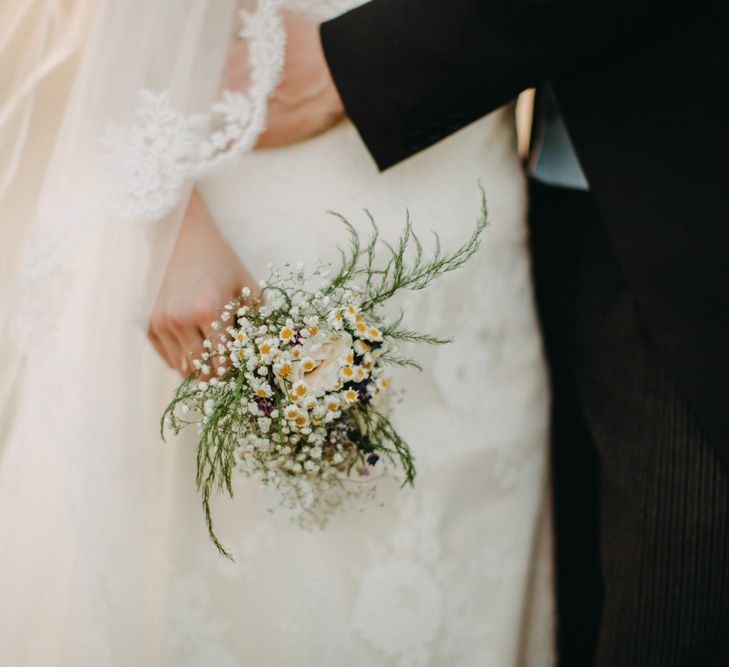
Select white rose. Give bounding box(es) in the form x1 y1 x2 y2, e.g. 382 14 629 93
292 331 353 397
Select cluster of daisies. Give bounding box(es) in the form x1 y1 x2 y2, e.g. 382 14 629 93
202 283 393 478
163 204 487 557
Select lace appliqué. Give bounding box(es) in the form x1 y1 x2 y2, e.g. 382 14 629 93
351 498 446 667
168 574 238 667
101 0 285 224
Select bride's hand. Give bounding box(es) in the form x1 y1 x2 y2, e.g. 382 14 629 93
149 190 257 377
225 10 344 148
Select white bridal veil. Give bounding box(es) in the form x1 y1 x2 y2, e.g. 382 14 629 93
0 1 285 662
0 0 94 441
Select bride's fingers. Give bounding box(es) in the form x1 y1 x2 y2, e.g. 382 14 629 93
164 309 204 378
172 326 205 378
148 328 179 372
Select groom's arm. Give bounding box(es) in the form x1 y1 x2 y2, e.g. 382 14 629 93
320 1 648 169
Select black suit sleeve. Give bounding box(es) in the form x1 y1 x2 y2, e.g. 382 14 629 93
320 1 646 170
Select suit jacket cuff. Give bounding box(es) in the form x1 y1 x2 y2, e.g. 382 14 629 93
320 8 413 170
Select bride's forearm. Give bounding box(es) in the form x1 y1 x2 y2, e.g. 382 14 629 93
148 188 257 376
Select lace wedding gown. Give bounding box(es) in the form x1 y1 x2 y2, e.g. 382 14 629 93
193 113 554 665
168 5 553 664
0 2 552 665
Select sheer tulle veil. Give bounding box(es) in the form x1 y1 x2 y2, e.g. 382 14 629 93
0 0 94 443
0 1 285 662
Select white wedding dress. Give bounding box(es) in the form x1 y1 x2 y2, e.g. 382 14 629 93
0 2 552 665
192 114 554 666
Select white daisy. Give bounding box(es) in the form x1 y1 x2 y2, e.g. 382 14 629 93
291 380 308 399
327 308 344 330
284 404 300 420
341 388 358 404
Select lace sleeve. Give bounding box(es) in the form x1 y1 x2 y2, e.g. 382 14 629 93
100 0 285 224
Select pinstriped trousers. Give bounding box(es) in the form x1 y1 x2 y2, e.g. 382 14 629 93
529 180 729 666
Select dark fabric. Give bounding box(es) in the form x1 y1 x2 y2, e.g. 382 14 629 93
320 1 729 467
529 181 604 664
530 179 729 666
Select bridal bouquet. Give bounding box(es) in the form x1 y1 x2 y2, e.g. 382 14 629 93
162 196 487 557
